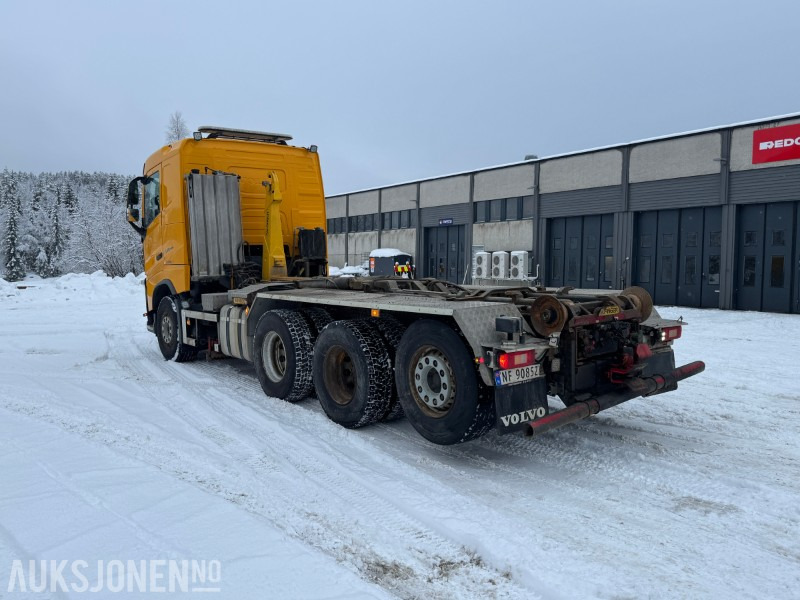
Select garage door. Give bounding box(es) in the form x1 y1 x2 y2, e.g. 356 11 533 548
546 214 614 289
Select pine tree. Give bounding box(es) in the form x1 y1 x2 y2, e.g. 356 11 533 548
63 183 76 214
43 195 67 277
3 178 25 281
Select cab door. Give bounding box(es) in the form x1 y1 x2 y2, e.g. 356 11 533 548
142 167 164 297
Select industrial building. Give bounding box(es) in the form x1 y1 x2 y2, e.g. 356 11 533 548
325 114 800 313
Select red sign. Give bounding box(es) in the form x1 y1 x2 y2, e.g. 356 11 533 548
752 123 800 164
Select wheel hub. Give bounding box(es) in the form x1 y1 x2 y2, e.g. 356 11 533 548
413 349 455 416
160 314 174 345
263 331 287 382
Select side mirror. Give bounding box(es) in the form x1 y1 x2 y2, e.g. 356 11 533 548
126 176 147 239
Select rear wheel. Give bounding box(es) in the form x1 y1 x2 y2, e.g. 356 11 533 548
395 320 495 445
156 296 197 362
313 320 392 429
253 309 313 402
373 317 407 422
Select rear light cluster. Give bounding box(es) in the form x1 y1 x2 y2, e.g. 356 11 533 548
660 326 682 342
497 349 535 370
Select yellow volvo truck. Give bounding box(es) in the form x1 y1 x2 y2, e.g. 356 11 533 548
126 127 704 445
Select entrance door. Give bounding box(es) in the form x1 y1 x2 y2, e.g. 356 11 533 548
736 204 766 311
425 225 465 284
564 216 583 288
633 212 658 298
547 218 566 286
762 202 794 313
581 215 600 289
700 207 722 308
677 207 703 307
654 210 679 305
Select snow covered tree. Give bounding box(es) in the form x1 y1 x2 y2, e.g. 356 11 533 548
165 111 189 143
3 177 25 281
63 183 77 214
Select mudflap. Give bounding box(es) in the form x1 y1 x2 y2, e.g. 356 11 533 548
640 347 677 395
494 377 549 435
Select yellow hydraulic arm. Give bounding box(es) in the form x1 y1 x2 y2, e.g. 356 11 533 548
262 171 288 280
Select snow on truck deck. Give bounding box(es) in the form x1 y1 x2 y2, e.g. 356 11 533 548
0 272 798 599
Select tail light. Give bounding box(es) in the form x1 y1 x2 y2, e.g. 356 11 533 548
660 326 682 342
497 349 535 370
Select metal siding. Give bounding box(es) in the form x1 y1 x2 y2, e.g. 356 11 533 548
539 185 622 218
420 204 470 227
729 165 800 204
629 175 720 211
187 173 243 279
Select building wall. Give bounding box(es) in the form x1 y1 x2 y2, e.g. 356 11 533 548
629 134 721 183
324 114 800 313
380 229 416 256
327 233 347 268
325 195 346 218
420 176 470 207
474 165 534 201
347 232 378 265
472 221 534 252
540 150 622 193
348 190 379 216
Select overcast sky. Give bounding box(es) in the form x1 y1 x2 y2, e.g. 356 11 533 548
1 0 799 195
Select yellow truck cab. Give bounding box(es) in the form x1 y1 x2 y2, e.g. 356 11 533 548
126 126 327 335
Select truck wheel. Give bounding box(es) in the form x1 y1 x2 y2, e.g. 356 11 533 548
253 309 313 402
373 317 407 422
301 307 333 339
156 296 197 362
395 320 495 445
313 320 392 429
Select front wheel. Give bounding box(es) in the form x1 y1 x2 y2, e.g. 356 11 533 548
156 296 197 362
253 309 314 402
395 320 495 445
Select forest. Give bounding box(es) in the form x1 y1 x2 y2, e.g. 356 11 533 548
1 168 142 281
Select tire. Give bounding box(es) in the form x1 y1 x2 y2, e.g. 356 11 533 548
373 317 407 422
253 309 314 402
313 319 392 429
301 307 333 339
395 320 495 445
156 296 198 362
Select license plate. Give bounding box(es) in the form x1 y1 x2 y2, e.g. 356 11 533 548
494 363 543 386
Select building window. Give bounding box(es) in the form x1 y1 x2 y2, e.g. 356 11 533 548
604 256 614 282
660 255 673 284
743 256 756 286
490 199 504 222
553 237 562 250
392 211 401 229
505 197 521 220
744 231 756 246
327 218 334 232
687 232 698 247
338 217 346 233
710 231 721 247
409 210 417 228
770 256 785 287
522 196 535 219
605 236 613 250
357 214 366 232
585 254 597 281
383 212 391 230
349 216 357 232
639 257 651 283
641 234 653 248
708 255 720 285
684 256 696 285
772 230 785 246
474 201 486 223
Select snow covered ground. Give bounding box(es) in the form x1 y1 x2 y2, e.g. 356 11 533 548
1 273 798 599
